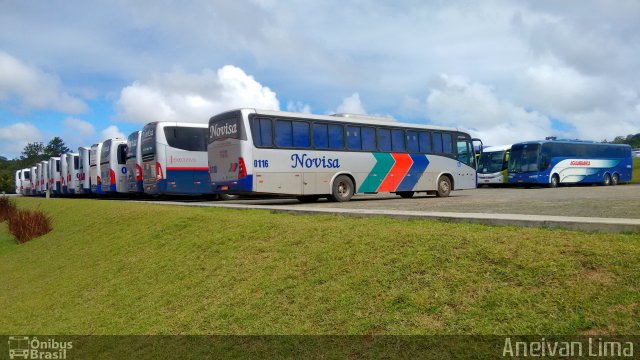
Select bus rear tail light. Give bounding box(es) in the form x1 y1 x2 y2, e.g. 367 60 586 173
110 169 116 185
136 164 143 181
238 157 247 179
156 162 164 181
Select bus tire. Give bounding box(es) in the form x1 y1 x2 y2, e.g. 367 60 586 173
219 193 240 201
549 174 560 188
297 195 320 203
611 173 619 186
398 191 415 198
603 173 611 186
330 175 354 202
435 176 451 197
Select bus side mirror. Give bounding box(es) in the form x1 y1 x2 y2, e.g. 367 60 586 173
472 138 483 155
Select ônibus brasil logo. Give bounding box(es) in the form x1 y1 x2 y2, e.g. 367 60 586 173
7 336 73 359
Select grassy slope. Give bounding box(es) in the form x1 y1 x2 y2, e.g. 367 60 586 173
633 157 640 183
0 197 639 335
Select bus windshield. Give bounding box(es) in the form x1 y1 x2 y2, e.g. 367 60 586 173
127 133 138 160
508 144 540 173
478 151 506 173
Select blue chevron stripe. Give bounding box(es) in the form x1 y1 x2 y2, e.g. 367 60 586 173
396 154 429 191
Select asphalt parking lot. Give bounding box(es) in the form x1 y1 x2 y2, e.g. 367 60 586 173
219 184 640 219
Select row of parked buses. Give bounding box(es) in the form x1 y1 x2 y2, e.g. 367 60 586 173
13 108 634 201
476 140 633 187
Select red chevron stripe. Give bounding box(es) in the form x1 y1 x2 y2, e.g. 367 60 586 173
377 153 413 192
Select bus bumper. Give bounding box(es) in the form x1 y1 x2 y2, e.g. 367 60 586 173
211 175 253 194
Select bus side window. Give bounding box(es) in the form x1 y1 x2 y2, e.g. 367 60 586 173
406 131 419 153
361 127 376 151
377 128 391 152
313 123 329 149
391 129 405 152
347 126 361 150
442 133 453 154
292 121 310 148
432 133 443 153
328 124 344 150
251 118 273 147
418 131 431 153
456 140 474 168
275 120 293 148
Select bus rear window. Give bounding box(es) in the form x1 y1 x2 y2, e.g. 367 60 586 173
165 127 208 151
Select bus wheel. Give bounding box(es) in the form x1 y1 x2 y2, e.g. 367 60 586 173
611 173 619 186
330 175 354 202
297 195 320 203
549 174 560 188
435 176 451 197
398 191 415 198
603 173 611 186
219 193 240 200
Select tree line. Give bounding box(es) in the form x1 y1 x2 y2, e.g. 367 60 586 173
606 133 640 148
0 137 70 193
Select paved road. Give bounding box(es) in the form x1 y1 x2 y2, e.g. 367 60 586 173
217 184 640 219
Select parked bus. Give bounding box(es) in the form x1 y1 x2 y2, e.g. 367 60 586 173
126 131 143 193
14 170 21 194
60 153 69 194
49 157 62 194
40 160 49 194
508 140 632 187
477 144 511 186
20 168 32 195
208 109 479 202
141 122 210 195
35 163 42 194
78 146 91 193
30 166 37 195
89 143 103 194
100 138 128 193
65 152 80 194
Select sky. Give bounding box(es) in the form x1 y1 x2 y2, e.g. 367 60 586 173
1 0 639 158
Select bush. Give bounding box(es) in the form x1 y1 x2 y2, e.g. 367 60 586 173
8 208 52 244
0 196 17 222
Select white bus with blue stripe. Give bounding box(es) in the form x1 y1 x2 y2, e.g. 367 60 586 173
65 152 80 194
126 131 143 193
48 157 61 194
100 138 128 193
78 146 91 193
208 109 480 202
508 140 633 187
89 143 103 194
141 122 210 195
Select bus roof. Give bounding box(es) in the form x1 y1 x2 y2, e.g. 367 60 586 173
215 108 462 133
514 140 631 148
483 144 512 152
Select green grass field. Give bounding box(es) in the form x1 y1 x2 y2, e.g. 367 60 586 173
633 157 640 182
1 197 639 335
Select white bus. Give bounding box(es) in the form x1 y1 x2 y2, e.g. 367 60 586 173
35 163 42 194
78 146 91 193
49 157 61 194
20 168 32 195
141 122 210 195
30 166 37 195
89 143 103 194
126 131 143 193
14 170 21 194
477 144 511 186
65 152 80 194
208 109 479 202
100 138 128 193
60 153 69 194
40 160 49 194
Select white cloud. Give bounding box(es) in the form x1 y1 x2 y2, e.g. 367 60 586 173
116 65 280 124
100 125 125 141
286 100 311 114
0 51 87 113
335 93 367 115
62 117 96 150
420 74 552 146
0 122 44 159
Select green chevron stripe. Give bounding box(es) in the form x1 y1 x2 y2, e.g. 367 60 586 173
358 152 395 193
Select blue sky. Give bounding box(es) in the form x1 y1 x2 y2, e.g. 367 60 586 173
1 0 639 158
